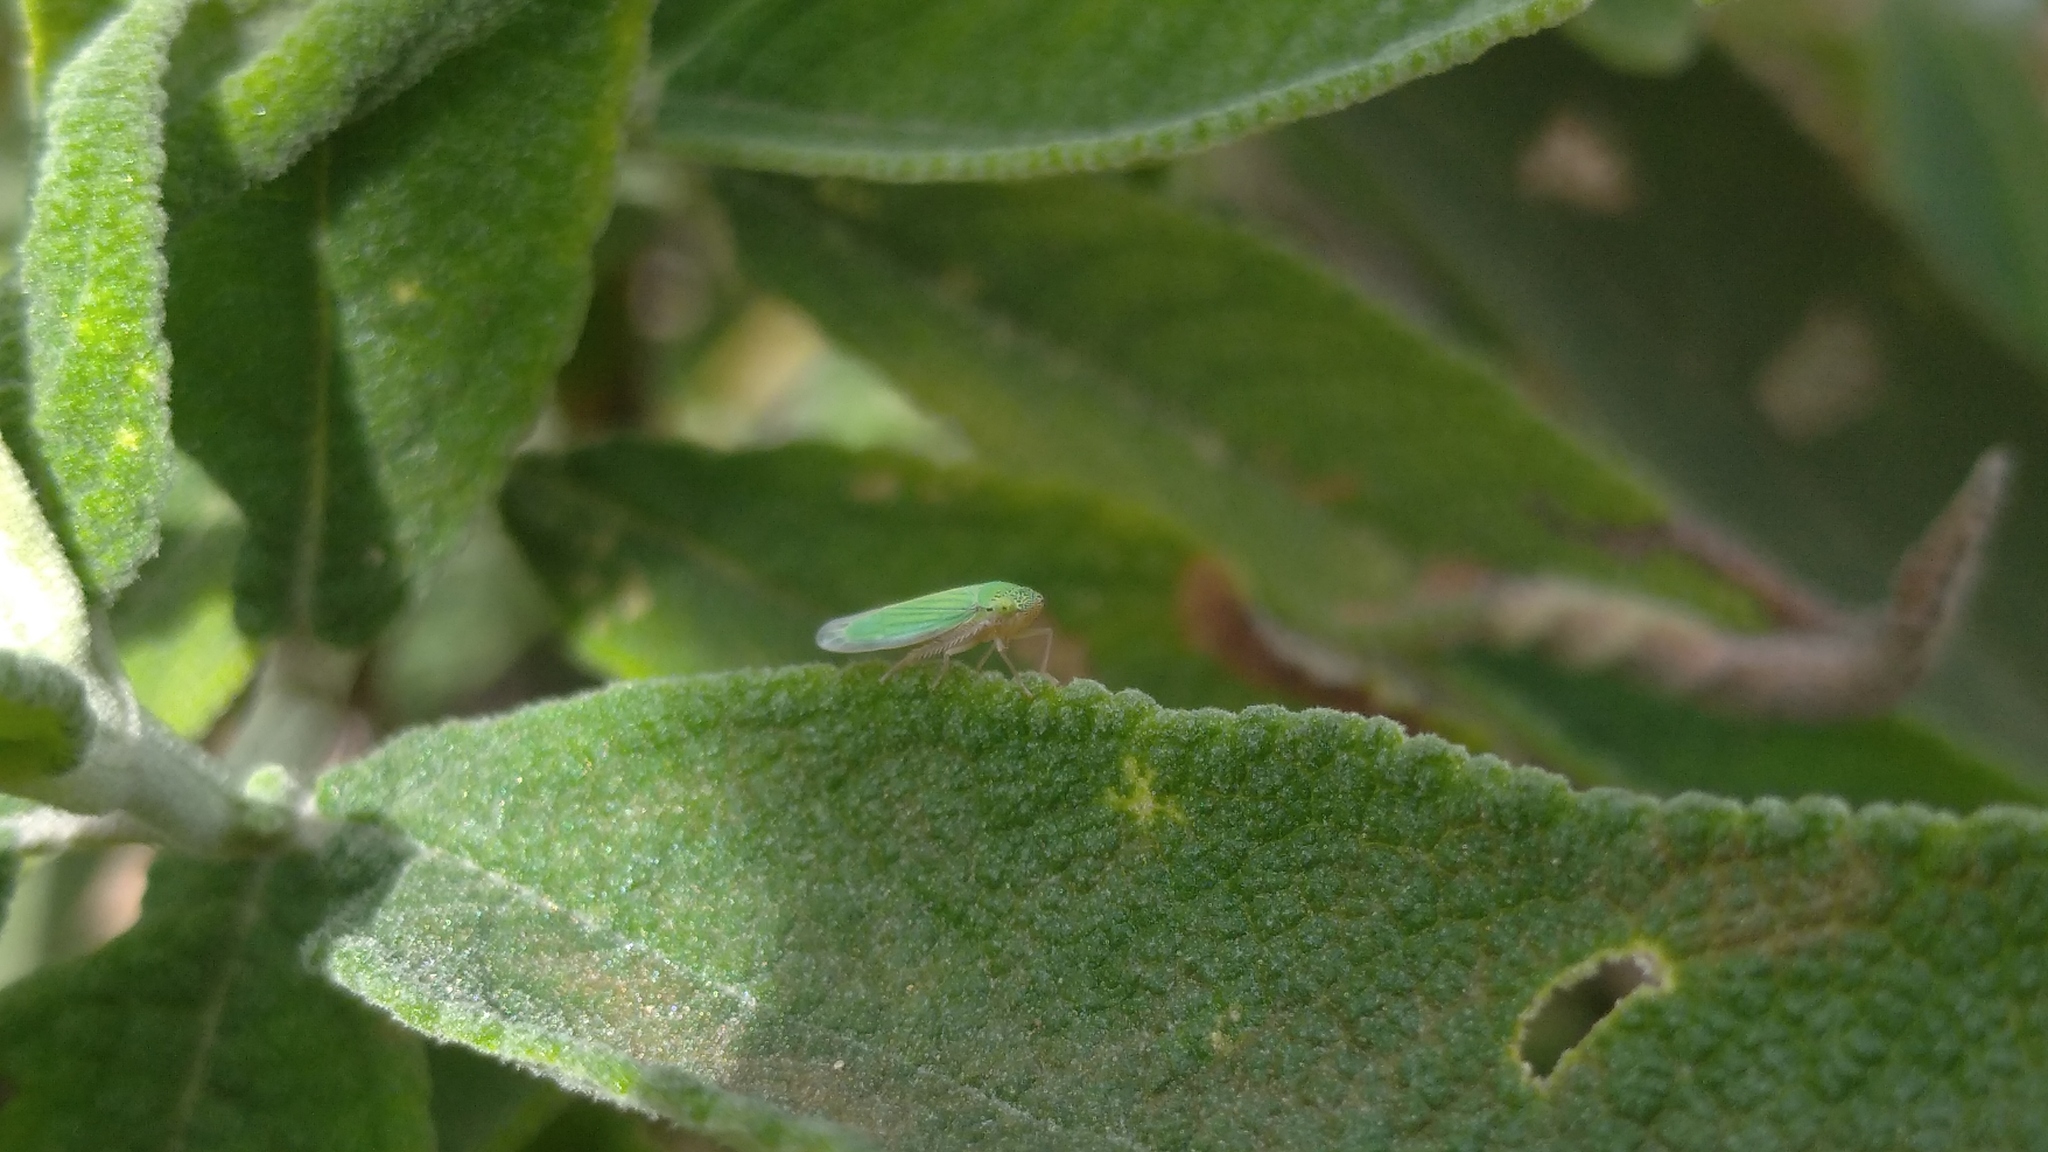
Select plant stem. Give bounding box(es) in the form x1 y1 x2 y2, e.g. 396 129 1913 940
224 635 364 783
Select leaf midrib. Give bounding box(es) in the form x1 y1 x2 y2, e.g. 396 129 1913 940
163 857 272 1152
286 143 336 639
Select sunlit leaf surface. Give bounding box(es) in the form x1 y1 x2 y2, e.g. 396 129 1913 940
319 668 2048 1150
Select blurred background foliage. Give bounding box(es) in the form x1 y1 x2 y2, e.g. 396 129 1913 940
550 0 2048 811
0 0 2038 807
3 0 2047 1143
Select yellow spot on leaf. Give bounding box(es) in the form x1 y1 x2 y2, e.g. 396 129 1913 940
1208 1005 1245 1055
390 279 423 305
112 425 141 451
1104 756 1185 826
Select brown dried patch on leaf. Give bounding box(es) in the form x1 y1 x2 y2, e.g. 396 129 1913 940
1477 449 2012 720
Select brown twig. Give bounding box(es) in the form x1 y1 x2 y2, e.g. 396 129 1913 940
1481 448 2012 720
1176 557 1431 729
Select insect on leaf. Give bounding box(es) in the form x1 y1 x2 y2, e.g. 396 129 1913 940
817 583 1013 653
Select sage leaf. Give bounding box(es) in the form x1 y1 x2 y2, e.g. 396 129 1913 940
161 0 568 214
656 0 1597 179
0 853 435 1151
318 668 2048 1150
166 0 650 645
718 174 1725 634
20 0 194 598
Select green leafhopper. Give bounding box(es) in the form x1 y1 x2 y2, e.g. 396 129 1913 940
815 581 1051 679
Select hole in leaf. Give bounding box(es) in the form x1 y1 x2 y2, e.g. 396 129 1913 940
1516 950 1668 1080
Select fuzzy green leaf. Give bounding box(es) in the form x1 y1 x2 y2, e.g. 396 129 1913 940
19 0 192 598
0 286 44 512
1281 34 2048 785
654 0 1594 179
318 668 2048 1150
502 441 1263 708
162 0 555 212
166 0 649 645
1 404 95 788
0 652 90 788
0 398 91 673
702 185 1394 633
0 852 435 1150
2 393 243 842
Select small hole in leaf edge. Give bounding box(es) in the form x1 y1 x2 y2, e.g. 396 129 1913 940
1515 946 1671 1082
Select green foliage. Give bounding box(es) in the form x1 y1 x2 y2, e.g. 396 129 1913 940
718 174 1733 626
1564 0 1700 75
1 410 96 787
0 0 2044 1144
18 0 189 599
109 457 252 737
21 0 125 93
165 0 648 644
522 1101 676 1152
1279 34 2048 784
0 652 88 786
319 668 2048 1150
0 415 243 844
1461 652 2038 809
654 0 1594 179
166 0 547 210
0 420 90 674
365 511 557 728
502 441 1260 708
0 852 436 1151
1868 0 2048 380
713 172 2034 804
426 1042 571 1152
